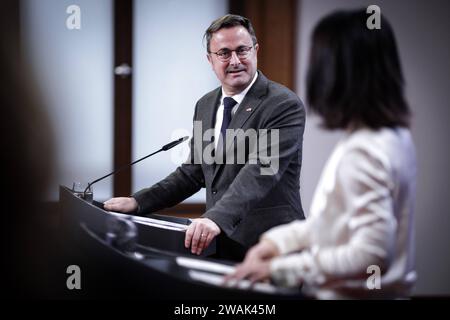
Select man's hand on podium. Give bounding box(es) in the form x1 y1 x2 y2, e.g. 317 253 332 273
103 197 138 213
185 218 221 255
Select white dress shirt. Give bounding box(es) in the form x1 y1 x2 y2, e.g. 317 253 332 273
214 72 258 148
262 127 417 299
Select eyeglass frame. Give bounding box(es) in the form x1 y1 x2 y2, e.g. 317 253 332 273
208 44 257 62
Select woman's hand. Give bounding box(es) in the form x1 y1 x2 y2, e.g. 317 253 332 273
223 239 279 285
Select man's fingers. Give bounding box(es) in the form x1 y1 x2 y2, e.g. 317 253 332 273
204 233 214 249
185 223 196 249
103 199 117 211
103 197 137 213
185 218 221 254
197 231 214 255
191 228 202 254
106 202 121 211
196 232 207 255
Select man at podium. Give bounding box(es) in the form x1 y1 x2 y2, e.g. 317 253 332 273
104 14 305 261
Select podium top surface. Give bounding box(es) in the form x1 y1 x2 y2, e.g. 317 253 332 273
59 185 215 256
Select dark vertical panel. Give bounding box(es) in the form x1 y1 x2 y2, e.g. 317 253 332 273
3 0 20 59
114 0 133 196
229 0 297 91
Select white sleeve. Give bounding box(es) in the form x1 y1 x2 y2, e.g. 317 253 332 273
268 148 397 287
261 218 314 254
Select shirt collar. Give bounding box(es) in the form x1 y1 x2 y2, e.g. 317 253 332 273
220 71 258 105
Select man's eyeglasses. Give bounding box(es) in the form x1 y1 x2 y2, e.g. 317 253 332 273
209 45 255 62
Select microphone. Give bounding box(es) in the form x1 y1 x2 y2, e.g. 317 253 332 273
83 136 189 197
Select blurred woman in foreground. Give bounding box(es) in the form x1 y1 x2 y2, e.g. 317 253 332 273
225 9 416 299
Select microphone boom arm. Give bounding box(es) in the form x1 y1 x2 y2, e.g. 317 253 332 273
84 136 189 195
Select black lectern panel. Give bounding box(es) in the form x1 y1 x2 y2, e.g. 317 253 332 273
59 185 215 256
59 185 303 300
75 223 303 299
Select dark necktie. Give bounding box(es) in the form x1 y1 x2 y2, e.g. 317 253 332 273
216 97 237 159
221 97 238 138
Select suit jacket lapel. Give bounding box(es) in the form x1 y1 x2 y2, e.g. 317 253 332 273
200 88 221 179
202 88 221 137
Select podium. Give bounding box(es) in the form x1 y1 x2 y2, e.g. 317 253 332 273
59 185 215 256
74 223 303 299
59 185 302 299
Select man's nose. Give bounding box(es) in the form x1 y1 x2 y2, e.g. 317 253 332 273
229 51 241 65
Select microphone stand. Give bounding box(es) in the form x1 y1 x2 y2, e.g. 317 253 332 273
83 136 189 196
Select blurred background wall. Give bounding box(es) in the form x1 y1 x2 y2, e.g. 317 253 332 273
21 0 114 200
133 0 227 202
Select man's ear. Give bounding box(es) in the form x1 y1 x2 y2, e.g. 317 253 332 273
207 53 212 65
254 43 259 54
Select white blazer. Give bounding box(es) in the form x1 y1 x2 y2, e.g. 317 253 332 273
263 127 417 299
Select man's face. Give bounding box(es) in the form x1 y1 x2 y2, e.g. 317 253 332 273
207 26 259 96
